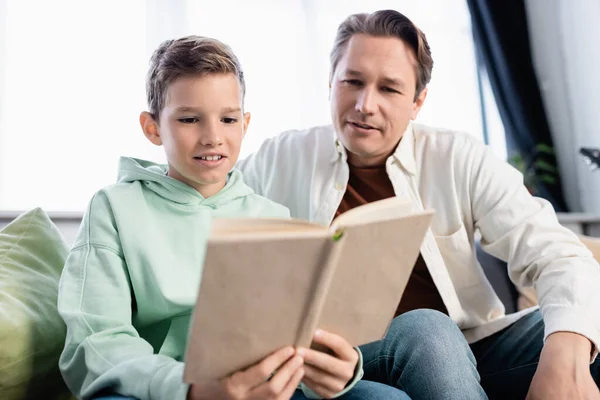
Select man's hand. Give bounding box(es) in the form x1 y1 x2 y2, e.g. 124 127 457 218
527 332 600 400
297 329 359 398
188 346 304 400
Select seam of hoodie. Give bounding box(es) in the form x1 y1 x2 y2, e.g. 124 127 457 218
120 166 200 197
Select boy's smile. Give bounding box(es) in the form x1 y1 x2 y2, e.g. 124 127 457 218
141 73 250 198
193 152 227 168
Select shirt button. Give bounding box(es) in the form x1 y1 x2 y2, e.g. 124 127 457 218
335 183 344 191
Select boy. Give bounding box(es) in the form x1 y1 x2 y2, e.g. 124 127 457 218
57 36 364 400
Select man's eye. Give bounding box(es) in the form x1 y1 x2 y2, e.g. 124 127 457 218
178 117 198 124
344 79 362 86
383 87 400 94
222 117 238 124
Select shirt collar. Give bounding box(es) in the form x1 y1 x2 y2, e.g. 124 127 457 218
331 121 416 175
393 121 416 175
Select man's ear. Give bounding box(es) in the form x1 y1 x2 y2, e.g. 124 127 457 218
140 111 162 146
411 87 428 120
242 112 251 138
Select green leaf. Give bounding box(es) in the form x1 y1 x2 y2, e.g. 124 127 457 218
534 160 558 173
539 175 557 184
535 143 555 155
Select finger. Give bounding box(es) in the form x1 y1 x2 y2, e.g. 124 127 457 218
312 329 357 361
278 367 305 400
252 355 304 396
297 348 352 381
237 346 295 388
302 363 348 394
301 374 339 399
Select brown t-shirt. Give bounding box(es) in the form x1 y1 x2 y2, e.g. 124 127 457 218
335 163 448 317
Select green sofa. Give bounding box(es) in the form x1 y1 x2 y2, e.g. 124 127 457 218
0 208 75 400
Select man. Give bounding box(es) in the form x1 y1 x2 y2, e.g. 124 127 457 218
239 9 600 400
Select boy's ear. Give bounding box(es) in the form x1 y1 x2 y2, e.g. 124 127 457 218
242 112 251 138
140 111 162 146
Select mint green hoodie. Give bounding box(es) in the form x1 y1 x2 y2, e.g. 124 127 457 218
57 157 291 399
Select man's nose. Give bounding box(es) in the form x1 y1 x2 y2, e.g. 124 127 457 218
355 87 377 115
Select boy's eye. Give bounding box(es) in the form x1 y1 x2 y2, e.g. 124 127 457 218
178 117 198 124
221 117 238 124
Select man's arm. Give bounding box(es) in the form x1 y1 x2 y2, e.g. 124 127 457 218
464 140 600 397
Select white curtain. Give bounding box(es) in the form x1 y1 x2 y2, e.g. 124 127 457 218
525 0 600 213
0 0 495 211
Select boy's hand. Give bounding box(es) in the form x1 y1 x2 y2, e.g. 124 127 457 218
188 346 304 400
297 330 359 398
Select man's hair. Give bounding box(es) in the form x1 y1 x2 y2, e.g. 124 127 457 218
330 10 433 99
146 35 246 121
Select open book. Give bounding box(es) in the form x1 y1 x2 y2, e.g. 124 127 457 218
183 197 434 384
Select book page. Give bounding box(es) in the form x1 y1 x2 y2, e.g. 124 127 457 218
211 217 325 237
331 197 414 229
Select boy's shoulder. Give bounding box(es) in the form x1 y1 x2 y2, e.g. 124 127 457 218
82 180 147 219
91 180 144 203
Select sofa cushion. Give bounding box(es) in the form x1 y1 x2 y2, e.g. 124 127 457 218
0 208 72 399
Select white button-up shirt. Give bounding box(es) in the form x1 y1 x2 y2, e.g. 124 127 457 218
238 122 600 356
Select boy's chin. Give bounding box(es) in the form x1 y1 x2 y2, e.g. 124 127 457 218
192 175 228 187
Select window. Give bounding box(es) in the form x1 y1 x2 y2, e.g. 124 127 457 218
0 0 505 212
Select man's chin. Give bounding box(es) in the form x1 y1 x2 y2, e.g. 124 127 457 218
344 147 391 167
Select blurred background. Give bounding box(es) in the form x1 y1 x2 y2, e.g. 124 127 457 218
0 0 598 220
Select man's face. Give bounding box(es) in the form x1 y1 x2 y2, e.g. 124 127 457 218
142 73 250 197
330 34 427 167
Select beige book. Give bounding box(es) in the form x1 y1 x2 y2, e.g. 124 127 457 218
183 197 434 384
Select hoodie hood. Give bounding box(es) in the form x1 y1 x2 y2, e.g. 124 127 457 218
116 157 253 207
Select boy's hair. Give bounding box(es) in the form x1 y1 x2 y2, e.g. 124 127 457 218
146 35 246 121
330 10 433 100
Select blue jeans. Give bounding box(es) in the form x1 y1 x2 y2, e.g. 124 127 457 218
94 397 136 400
94 382 409 400
96 382 409 400
357 309 487 399
470 309 600 399
291 380 410 399
95 383 409 400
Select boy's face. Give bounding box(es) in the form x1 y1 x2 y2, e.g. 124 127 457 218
141 73 250 197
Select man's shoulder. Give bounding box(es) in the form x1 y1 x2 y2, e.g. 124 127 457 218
238 124 337 183
412 123 486 154
413 123 480 142
265 124 336 151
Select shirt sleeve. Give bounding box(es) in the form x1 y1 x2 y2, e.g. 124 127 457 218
468 142 600 360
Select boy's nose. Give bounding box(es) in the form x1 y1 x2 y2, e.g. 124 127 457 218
200 126 223 147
